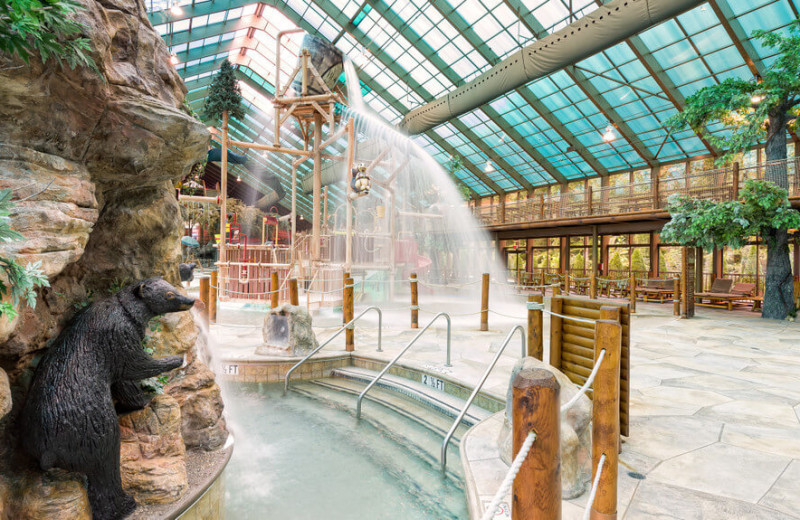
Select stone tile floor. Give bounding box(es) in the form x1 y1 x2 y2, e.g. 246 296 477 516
206 291 800 519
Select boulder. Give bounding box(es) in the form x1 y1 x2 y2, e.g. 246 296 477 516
10 471 91 520
119 394 187 504
497 356 592 499
166 354 227 452
258 304 319 356
0 368 10 419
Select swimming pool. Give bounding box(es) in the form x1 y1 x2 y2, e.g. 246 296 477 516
223 382 469 519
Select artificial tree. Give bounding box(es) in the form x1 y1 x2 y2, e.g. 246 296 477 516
667 21 800 319
661 180 800 318
203 59 244 259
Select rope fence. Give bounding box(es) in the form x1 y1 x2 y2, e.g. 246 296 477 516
480 431 537 520
582 454 607 520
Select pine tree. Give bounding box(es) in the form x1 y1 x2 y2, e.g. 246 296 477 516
203 59 245 122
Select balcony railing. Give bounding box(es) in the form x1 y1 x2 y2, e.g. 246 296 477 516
474 158 800 226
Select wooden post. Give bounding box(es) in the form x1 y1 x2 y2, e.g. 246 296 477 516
199 276 210 328
480 273 490 331
289 278 299 306
512 368 561 520
652 166 660 209
681 247 696 318
410 272 419 329
219 111 229 268
312 111 323 262
673 276 680 316
587 185 593 215
345 277 354 351
629 273 636 313
342 271 350 325
270 271 280 309
564 272 570 295
528 294 543 360
209 271 218 323
591 311 621 520
549 296 563 369
732 162 740 200
590 271 597 300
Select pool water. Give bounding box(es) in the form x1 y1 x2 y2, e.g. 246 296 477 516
223 383 469 519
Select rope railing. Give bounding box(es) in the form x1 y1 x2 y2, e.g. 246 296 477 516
582 454 607 520
480 431 537 520
561 349 606 413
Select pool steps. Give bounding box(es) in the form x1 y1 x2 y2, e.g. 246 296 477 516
290 367 493 483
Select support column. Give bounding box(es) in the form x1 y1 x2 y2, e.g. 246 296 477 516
312 112 323 262
345 119 355 270
592 225 599 278
650 233 660 278
695 247 704 293
219 111 229 267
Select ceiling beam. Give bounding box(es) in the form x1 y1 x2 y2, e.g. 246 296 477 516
365 0 567 184
707 0 765 77
299 0 532 191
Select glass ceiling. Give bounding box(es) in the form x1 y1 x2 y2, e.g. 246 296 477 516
148 0 800 216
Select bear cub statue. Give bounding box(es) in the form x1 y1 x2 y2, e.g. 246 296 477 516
179 262 197 283
21 278 198 520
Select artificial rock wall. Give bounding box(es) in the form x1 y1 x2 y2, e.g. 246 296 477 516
0 0 227 517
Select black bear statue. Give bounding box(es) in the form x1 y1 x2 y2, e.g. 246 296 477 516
179 262 197 283
21 278 197 520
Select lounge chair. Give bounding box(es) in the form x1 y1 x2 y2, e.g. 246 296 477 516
696 279 755 310
639 279 675 303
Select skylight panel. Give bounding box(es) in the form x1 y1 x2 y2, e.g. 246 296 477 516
532 2 569 31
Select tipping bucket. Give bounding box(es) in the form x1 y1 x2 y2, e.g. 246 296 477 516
292 34 343 96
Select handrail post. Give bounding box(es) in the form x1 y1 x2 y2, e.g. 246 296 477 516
199 276 210 328
410 272 419 329
289 278 299 306
375 307 383 353
480 273 490 331
444 313 452 367
512 368 561 520
209 270 218 323
591 313 621 520
629 273 636 313
345 277 354 351
270 271 279 309
527 295 543 360
673 276 680 316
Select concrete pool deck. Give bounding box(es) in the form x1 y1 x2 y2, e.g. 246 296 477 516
206 294 800 519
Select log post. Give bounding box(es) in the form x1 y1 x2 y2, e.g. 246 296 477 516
590 270 598 300
629 273 636 313
512 368 561 520
345 277 354 351
564 272 570 295
270 271 280 309
209 271 218 323
549 296 563 369
591 313 621 520
527 294 543 360
410 272 419 329
199 276 210 328
673 276 680 316
480 273 490 331
289 278 299 306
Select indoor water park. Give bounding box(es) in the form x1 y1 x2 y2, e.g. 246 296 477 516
1 0 800 519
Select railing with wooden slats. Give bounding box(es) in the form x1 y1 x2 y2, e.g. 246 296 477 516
475 158 800 227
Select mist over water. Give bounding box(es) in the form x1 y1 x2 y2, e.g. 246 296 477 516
326 61 514 307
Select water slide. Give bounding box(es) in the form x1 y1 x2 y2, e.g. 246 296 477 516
206 148 285 209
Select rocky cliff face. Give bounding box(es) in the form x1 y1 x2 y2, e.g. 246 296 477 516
0 0 226 517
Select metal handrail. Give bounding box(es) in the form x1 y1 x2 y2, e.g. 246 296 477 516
441 325 526 472
356 312 451 419
283 306 383 395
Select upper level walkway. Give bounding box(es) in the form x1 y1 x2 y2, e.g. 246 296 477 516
473 158 800 235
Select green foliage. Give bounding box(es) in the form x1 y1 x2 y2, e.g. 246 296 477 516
570 252 584 271
0 0 99 74
0 189 50 320
608 251 625 272
203 59 244 122
660 179 800 250
631 248 647 273
667 20 800 165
